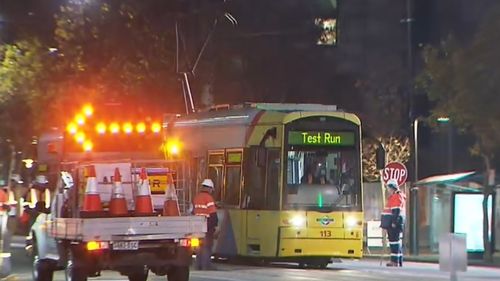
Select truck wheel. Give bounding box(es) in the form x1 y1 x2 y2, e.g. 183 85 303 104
167 266 189 281
32 254 54 281
65 251 87 281
128 268 149 281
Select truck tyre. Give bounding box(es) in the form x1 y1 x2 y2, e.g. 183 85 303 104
167 266 189 281
32 239 54 281
65 251 87 281
128 268 149 281
32 254 54 281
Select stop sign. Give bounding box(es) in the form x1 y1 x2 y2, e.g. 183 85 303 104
382 162 408 187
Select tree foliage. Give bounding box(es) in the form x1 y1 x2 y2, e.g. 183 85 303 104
0 1 186 149
356 51 410 181
0 39 51 147
418 22 500 162
51 1 180 113
363 137 410 182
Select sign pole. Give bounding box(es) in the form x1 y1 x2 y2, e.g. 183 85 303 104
380 169 387 266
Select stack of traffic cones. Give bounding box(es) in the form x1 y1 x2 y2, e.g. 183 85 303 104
135 168 154 216
162 174 180 216
81 165 103 217
109 168 128 216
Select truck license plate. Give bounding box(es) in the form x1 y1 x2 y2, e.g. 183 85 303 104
112 241 139 250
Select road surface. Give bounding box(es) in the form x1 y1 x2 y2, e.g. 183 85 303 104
5 242 500 281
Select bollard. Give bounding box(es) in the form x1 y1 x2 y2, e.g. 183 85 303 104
439 233 467 281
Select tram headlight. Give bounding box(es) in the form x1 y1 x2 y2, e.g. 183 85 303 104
345 216 358 228
290 215 306 227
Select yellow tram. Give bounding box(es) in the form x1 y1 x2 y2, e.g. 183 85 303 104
165 103 364 268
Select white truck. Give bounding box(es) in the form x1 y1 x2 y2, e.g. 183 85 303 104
26 160 206 281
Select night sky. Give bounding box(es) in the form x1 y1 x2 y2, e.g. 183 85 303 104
0 0 497 176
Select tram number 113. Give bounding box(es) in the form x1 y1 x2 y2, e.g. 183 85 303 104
320 230 332 238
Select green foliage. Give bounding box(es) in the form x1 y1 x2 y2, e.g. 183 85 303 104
52 1 179 111
418 9 500 159
0 39 51 147
0 39 47 103
355 59 409 137
363 136 410 182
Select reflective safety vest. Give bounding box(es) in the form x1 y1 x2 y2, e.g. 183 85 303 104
0 189 8 211
382 192 405 214
381 191 406 229
387 192 406 215
193 191 216 218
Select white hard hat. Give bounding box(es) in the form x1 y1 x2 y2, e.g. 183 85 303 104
201 178 214 189
61 171 74 188
387 179 399 189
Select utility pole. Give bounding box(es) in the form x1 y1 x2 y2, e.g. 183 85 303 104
401 0 418 256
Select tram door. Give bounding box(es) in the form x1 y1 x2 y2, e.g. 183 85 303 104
246 149 281 257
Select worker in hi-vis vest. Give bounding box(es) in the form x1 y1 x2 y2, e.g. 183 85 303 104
193 179 218 270
380 179 406 267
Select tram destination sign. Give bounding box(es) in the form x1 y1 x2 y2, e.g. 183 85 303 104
288 131 355 146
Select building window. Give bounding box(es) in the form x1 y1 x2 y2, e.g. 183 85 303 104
315 18 337 46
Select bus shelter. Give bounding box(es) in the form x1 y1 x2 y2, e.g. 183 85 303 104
415 171 499 256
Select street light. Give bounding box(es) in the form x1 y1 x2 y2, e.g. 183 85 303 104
411 117 422 256
437 116 450 123
437 117 453 173
412 116 452 255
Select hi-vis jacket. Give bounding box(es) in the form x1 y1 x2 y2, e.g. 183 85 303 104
381 191 406 229
193 191 218 233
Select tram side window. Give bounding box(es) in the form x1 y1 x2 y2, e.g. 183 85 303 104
243 147 266 209
193 157 206 198
266 149 280 210
207 166 223 202
208 152 224 203
224 166 241 206
224 150 243 206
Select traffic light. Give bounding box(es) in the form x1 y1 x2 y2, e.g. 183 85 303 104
376 145 386 170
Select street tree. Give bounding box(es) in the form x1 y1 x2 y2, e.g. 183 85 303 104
0 38 51 147
357 56 411 182
51 1 180 114
418 6 500 261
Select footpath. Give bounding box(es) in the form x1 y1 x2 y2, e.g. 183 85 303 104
364 251 500 267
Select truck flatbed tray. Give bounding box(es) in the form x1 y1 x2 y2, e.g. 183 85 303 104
48 216 206 242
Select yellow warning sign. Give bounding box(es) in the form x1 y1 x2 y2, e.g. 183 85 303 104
148 175 168 194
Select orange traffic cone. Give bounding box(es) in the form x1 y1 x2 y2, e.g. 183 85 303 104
82 165 103 213
163 174 180 216
109 168 128 216
135 168 154 216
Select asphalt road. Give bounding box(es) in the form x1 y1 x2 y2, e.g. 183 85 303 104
5 245 500 281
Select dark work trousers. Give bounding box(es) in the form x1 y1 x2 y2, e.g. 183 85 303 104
196 232 214 270
387 226 403 265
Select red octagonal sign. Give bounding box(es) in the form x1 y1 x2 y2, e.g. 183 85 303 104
382 162 408 187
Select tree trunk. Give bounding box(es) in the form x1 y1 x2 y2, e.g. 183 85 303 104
482 155 493 262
